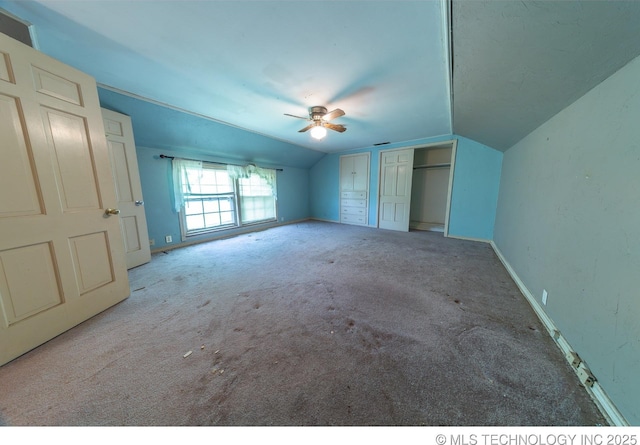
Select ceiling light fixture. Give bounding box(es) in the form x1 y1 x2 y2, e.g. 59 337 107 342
310 123 327 140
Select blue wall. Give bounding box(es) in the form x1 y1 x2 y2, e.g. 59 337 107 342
136 146 310 251
309 135 502 240
447 136 503 240
309 154 340 221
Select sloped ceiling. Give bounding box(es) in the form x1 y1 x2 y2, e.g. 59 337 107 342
0 0 451 158
1 0 640 161
452 0 640 151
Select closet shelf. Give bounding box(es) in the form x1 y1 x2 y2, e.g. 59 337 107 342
413 163 451 170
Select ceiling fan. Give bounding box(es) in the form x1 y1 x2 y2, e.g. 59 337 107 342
285 106 346 140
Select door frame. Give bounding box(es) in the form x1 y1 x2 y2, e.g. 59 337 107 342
376 139 457 236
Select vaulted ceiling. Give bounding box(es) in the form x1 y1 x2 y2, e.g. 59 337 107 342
2 0 640 163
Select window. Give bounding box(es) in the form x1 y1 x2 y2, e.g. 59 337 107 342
173 160 277 238
183 166 236 233
239 173 276 224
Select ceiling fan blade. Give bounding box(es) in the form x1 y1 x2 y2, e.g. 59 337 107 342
284 113 310 120
298 123 315 133
325 123 347 133
323 108 345 121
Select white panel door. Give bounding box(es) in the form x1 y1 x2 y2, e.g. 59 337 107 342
0 33 129 366
378 148 415 231
102 108 151 269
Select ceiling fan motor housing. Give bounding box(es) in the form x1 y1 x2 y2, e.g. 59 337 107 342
285 106 345 135
310 106 328 121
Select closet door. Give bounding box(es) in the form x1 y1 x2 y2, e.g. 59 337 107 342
378 148 414 232
352 154 369 191
340 156 355 191
0 33 129 365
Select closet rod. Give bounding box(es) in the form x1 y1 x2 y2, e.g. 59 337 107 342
413 163 451 170
159 154 283 171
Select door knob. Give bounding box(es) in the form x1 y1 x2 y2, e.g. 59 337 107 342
104 208 120 216
135 200 144 206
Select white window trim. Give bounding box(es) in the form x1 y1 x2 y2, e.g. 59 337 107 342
176 162 277 240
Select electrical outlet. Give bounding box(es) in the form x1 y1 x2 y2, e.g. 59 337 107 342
165 235 172 243
542 289 548 305
149 239 155 246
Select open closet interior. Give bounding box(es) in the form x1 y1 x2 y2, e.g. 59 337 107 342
410 145 453 233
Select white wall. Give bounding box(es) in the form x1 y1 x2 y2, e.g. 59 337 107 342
493 54 640 424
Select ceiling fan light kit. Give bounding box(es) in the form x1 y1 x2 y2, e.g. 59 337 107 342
310 124 327 140
285 105 347 140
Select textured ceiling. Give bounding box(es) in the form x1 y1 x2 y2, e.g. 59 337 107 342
451 0 640 151
2 0 640 159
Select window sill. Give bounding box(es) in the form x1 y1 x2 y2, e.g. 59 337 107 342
183 218 278 240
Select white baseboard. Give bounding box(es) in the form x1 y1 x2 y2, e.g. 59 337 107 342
446 234 491 243
490 241 629 426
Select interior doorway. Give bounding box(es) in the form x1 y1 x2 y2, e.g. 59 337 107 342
408 140 457 235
